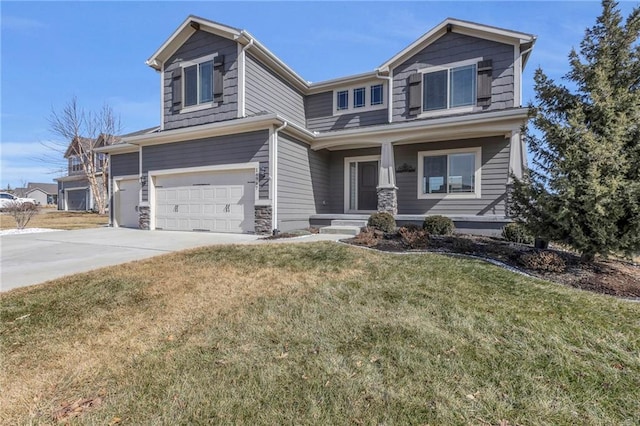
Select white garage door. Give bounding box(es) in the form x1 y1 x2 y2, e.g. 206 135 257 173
115 178 140 228
154 169 255 233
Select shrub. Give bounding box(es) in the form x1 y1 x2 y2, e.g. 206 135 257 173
452 237 475 253
423 215 455 236
519 250 566 273
3 201 40 229
398 224 429 249
368 212 396 233
502 222 534 244
352 227 382 247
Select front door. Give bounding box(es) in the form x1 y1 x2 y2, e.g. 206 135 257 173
357 161 378 211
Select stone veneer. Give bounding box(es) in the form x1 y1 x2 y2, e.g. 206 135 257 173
254 205 272 235
138 204 150 230
377 187 398 215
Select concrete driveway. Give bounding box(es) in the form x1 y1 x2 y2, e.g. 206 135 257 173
1 228 260 292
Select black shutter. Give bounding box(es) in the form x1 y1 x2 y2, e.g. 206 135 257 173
408 73 422 116
172 69 182 112
477 59 492 107
213 55 225 103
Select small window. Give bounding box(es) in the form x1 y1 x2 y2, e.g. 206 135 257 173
353 87 365 108
423 64 476 112
418 148 480 198
184 60 214 107
337 90 349 110
371 84 383 105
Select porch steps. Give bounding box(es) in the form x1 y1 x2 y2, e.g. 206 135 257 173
318 219 368 236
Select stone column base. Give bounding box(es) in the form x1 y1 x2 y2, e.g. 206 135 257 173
138 205 150 230
254 205 272 235
377 186 398 215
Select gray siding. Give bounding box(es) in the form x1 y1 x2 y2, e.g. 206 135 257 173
245 54 305 127
394 136 509 216
305 91 388 132
110 152 139 177
392 32 515 121
327 147 382 213
141 130 269 201
277 133 330 231
163 31 238 130
324 137 509 216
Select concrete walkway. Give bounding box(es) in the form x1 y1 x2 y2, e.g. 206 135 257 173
0 228 350 292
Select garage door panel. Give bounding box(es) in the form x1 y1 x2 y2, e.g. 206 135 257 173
154 169 255 233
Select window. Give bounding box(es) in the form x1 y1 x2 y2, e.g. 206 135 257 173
371 84 383 105
70 156 83 173
423 63 476 112
337 90 349 110
353 87 365 108
184 59 214 107
333 83 386 114
418 148 481 199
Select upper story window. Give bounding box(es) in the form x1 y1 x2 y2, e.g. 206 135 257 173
337 90 349 111
371 84 383 105
70 156 83 173
182 54 217 108
333 82 386 115
353 87 365 108
172 53 224 113
423 63 476 112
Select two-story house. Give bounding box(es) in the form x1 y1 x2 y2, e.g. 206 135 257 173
56 135 111 211
100 15 536 234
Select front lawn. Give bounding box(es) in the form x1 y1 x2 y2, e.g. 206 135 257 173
1 243 638 424
0 210 108 230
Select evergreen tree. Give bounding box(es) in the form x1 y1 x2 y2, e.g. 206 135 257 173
511 0 640 261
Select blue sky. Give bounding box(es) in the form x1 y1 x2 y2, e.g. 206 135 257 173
1 1 637 188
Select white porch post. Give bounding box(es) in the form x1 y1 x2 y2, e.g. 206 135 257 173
377 141 398 215
507 130 524 183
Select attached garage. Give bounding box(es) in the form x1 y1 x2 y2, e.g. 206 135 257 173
65 188 89 211
151 168 256 233
114 178 140 228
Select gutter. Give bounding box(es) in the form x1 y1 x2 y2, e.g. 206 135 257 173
271 121 288 234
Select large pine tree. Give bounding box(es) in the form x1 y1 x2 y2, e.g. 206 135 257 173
511 0 640 261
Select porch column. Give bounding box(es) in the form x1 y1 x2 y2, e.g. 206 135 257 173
377 141 398 215
507 130 525 183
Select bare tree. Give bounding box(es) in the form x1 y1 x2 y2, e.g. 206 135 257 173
3 201 40 229
44 97 121 214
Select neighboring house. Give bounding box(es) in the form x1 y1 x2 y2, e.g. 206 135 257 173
99 15 536 234
56 135 113 211
14 183 58 205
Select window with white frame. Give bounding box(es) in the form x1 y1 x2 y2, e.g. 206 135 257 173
333 82 386 114
371 84 383 105
417 148 481 199
183 55 215 107
337 90 349 110
423 63 476 112
353 87 365 108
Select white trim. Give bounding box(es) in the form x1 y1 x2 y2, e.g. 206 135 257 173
138 145 143 205
108 158 113 225
63 186 90 212
238 43 244 118
514 45 522 107
417 147 482 200
417 58 481 118
268 126 275 231
343 155 381 213
179 52 219 111
160 61 165 131
378 18 536 71
332 81 388 116
147 161 260 231
272 122 288 232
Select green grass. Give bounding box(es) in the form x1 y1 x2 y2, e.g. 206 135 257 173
1 242 639 424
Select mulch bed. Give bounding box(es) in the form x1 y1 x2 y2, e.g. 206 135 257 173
343 230 640 300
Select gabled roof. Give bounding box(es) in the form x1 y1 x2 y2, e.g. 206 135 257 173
27 182 57 194
377 18 537 72
146 15 536 96
64 134 120 158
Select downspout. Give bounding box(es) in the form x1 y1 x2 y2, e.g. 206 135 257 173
376 72 393 123
272 121 287 234
107 155 112 226
239 38 255 118
159 62 165 130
